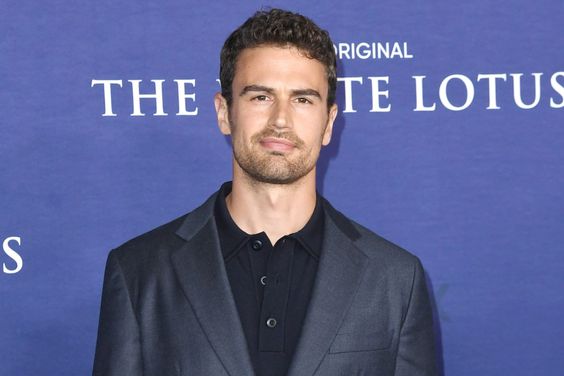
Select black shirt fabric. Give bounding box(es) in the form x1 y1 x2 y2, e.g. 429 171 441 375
214 181 324 376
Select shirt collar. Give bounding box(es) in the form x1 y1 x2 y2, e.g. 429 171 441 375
214 181 324 261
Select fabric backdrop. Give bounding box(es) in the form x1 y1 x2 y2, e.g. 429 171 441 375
1 1 563 375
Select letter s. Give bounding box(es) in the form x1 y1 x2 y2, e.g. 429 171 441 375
3 236 23 274
550 72 564 108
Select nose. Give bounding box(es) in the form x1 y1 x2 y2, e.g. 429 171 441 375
269 100 291 130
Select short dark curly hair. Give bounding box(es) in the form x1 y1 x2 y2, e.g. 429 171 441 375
219 8 337 110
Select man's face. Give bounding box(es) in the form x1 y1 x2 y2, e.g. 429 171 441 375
215 45 338 185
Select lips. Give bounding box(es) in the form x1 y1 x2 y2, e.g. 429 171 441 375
260 137 296 152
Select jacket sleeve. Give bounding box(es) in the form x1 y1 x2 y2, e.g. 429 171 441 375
394 258 439 376
92 250 143 376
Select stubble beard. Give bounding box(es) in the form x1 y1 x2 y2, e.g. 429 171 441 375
231 124 321 185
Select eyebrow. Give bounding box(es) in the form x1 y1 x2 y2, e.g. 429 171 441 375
240 85 274 96
239 85 322 100
292 88 322 100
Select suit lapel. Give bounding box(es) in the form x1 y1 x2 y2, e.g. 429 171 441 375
169 188 368 376
171 192 255 376
287 199 369 376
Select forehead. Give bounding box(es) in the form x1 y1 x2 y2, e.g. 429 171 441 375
233 46 328 95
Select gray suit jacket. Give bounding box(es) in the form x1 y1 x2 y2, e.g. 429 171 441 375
93 187 438 376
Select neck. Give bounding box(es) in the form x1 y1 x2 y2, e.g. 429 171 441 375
225 164 317 245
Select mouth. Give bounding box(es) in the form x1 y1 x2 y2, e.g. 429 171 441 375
259 137 296 152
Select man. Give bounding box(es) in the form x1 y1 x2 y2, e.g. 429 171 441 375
93 8 438 376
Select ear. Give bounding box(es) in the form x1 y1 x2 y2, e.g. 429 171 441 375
214 92 231 135
322 103 338 146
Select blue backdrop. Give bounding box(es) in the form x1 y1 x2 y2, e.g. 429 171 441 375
1 1 563 375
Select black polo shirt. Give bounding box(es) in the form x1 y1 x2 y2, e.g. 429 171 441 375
214 181 324 376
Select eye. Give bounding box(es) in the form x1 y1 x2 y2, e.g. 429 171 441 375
252 95 269 101
296 97 312 104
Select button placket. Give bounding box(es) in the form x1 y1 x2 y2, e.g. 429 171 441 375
258 237 295 352
247 234 270 308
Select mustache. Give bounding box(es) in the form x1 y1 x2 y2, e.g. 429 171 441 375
251 128 305 148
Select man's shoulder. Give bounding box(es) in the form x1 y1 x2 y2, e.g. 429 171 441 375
110 189 217 264
322 197 421 267
112 213 187 255
351 218 420 265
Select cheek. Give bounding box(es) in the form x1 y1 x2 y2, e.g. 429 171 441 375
231 126 259 152
300 114 329 141
233 111 264 134
229 113 255 142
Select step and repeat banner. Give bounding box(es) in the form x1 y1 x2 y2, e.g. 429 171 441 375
2 1 563 375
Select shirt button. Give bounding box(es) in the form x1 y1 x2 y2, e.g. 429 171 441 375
260 275 267 286
251 239 263 251
266 318 277 328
